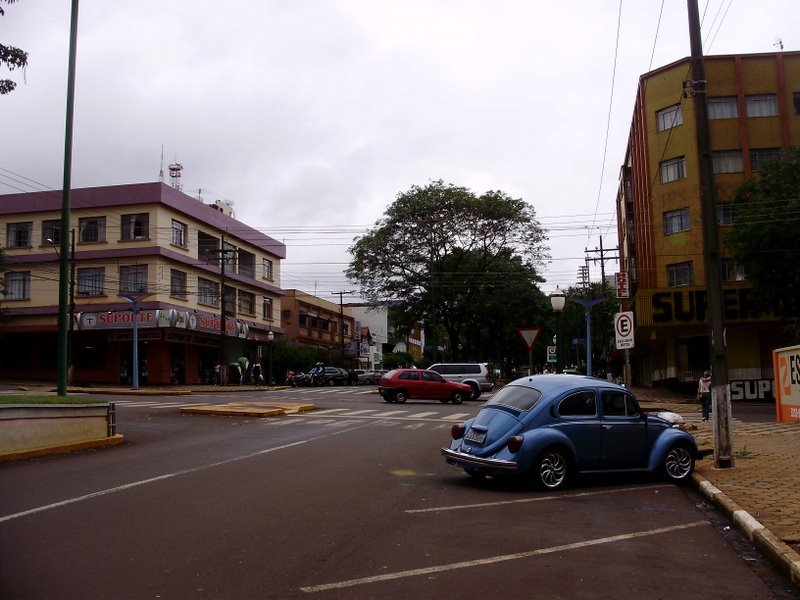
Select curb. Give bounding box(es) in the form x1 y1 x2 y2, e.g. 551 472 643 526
693 473 800 585
0 434 125 463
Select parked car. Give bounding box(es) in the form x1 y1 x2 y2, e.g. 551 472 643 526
442 374 698 489
428 363 493 399
361 370 386 385
379 369 473 404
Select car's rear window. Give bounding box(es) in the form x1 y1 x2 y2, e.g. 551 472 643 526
485 385 543 412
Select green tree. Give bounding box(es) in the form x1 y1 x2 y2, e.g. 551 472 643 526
725 146 800 340
347 180 550 360
1 1 28 95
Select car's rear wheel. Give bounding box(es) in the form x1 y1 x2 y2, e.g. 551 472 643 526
663 443 695 483
468 383 481 399
394 390 408 403
532 448 570 490
450 390 465 404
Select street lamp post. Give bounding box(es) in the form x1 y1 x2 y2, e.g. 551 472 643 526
550 286 566 374
119 292 152 390
267 330 275 386
569 296 607 377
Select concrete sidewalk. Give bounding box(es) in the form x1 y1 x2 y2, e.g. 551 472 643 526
3 381 799 585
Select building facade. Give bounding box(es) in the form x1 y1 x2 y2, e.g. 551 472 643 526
616 50 800 398
281 290 356 365
0 182 285 385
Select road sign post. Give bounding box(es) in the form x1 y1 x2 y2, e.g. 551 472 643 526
517 327 542 375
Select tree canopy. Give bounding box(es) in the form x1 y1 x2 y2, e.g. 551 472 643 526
347 180 550 363
725 146 800 340
1 1 28 95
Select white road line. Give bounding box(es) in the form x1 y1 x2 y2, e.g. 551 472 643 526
300 521 706 593
311 408 350 415
372 411 409 417
343 409 379 416
410 411 438 419
441 413 471 421
405 485 667 513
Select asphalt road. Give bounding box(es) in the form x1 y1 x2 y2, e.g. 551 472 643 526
1 387 796 598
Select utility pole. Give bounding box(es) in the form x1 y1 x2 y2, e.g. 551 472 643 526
687 0 733 467
212 236 238 385
331 290 355 365
57 0 80 397
584 235 620 291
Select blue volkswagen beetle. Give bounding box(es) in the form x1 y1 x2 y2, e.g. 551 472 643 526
442 374 698 489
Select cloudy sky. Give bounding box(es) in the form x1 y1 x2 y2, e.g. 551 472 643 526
2 1 797 302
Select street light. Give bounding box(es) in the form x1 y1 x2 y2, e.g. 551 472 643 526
119 291 152 390
267 330 275 386
568 296 607 377
550 286 566 374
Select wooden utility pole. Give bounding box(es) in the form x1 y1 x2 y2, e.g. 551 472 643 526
687 0 733 467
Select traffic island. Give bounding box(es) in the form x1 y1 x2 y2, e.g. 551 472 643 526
181 402 316 417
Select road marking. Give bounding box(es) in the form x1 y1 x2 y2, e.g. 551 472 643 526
0 422 373 524
441 413 471 421
300 520 706 593
405 485 668 513
343 409 379 416
372 411 408 417
310 408 349 415
411 411 438 419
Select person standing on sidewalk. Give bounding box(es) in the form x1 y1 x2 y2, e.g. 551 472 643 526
697 370 712 421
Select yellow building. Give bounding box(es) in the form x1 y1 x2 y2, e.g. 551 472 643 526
616 51 800 398
0 182 285 385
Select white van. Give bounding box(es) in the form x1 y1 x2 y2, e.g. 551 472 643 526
428 363 493 399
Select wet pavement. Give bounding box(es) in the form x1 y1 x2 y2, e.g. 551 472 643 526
2 380 799 585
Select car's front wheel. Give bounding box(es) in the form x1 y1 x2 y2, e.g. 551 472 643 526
532 448 570 490
450 391 465 404
394 390 408 403
663 443 695 483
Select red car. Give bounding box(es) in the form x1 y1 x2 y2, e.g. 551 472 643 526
378 368 473 404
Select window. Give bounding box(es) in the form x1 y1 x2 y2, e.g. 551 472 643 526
238 250 256 278
602 392 640 417
262 296 274 320
79 217 106 243
262 258 274 280
198 278 219 306
121 213 149 240
708 96 738 119
170 269 187 299
722 260 746 282
238 290 255 315
664 208 690 234
223 285 236 316
6 222 32 248
119 265 148 294
746 94 778 117
171 219 187 247
750 148 780 172
558 391 597 417
42 220 61 246
222 241 237 271
660 157 686 183
667 261 694 287
712 150 743 174
197 231 219 263
794 92 800 115
77 267 105 296
717 203 734 226
4 271 30 299
656 104 683 131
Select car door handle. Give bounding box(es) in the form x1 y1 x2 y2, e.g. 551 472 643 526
602 424 613 430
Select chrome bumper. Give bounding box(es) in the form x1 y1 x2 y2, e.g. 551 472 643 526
441 447 518 471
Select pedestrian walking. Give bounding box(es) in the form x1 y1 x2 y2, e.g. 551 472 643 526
697 370 712 421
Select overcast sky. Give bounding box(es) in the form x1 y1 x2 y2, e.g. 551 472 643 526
2 1 798 302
